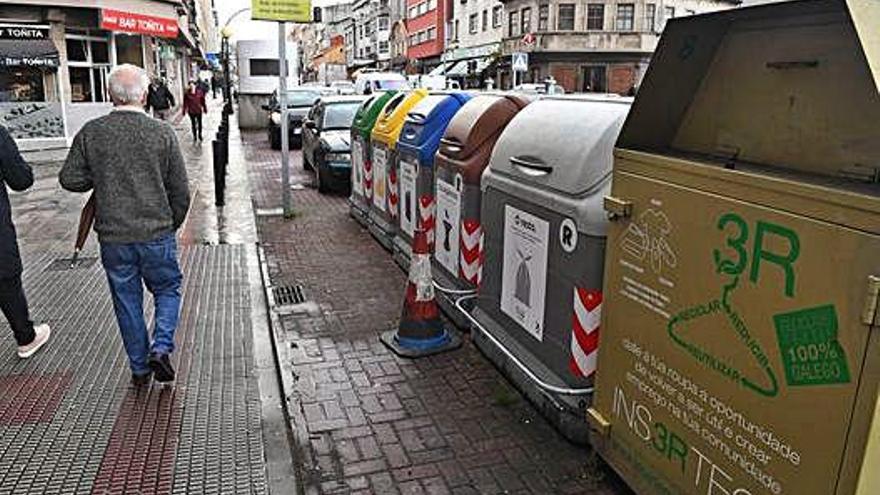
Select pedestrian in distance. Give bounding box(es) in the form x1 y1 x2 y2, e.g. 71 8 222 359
196 78 209 96
210 73 218 99
146 77 175 120
183 80 207 142
60 64 191 386
0 125 51 358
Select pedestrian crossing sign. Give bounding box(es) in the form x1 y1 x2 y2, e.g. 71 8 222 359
512 52 528 72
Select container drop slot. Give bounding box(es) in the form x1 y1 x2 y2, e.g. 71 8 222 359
510 156 553 176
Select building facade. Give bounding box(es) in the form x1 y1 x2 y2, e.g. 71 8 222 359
405 0 447 71
443 0 504 87
497 0 737 92
0 0 214 157
347 0 393 70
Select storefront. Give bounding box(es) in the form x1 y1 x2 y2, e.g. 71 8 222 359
0 2 200 155
0 23 64 141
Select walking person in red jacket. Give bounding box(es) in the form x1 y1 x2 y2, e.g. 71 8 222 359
182 80 207 142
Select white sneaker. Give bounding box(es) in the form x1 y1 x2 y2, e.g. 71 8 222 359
17 324 51 358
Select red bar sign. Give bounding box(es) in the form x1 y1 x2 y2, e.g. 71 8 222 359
101 9 179 38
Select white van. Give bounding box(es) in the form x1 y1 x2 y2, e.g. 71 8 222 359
354 72 410 95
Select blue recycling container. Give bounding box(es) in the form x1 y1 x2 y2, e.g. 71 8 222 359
392 92 472 270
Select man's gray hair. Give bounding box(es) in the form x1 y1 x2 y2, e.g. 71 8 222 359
108 64 150 105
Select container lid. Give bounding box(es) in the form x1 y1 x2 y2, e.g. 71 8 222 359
399 93 472 144
617 0 880 184
353 91 395 139
371 89 429 146
438 94 531 161
489 96 631 197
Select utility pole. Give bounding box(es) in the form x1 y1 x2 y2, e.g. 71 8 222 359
279 22 292 217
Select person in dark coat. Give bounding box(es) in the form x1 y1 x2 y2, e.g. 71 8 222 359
0 125 51 358
145 78 175 120
210 73 218 99
182 80 208 141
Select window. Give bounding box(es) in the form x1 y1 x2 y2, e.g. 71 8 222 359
379 40 389 53
557 4 574 30
538 4 549 31
408 5 418 18
509 11 519 36
0 68 46 102
378 16 389 30
482 10 488 31
616 4 634 30
645 4 656 31
587 4 604 29
115 34 144 66
250 59 286 76
521 7 531 33
66 32 111 103
427 27 436 39
686 9 695 15
428 0 436 9
453 19 460 40
493 6 502 27
470 13 479 34
418 3 428 15
663 6 675 26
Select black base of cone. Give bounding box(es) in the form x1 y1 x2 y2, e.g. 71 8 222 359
380 322 462 358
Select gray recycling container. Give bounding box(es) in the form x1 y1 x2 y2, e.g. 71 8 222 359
469 96 631 444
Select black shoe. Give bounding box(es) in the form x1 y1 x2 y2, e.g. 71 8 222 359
148 353 176 382
132 372 152 386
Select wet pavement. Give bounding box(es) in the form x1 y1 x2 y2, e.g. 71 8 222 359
245 130 631 495
1 104 275 494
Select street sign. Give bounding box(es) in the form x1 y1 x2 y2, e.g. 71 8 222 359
512 52 528 72
252 0 311 23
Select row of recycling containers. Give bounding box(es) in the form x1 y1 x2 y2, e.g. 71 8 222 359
345 2 880 494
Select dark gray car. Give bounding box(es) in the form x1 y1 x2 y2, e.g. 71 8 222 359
301 95 367 193
264 87 322 150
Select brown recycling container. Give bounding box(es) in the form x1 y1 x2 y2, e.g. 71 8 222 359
588 1 880 495
431 94 531 327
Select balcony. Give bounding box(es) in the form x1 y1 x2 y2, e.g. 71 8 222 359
501 30 658 55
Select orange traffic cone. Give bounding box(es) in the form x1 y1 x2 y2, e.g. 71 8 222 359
381 226 462 357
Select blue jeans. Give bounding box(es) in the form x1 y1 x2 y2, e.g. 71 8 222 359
100 233 182 375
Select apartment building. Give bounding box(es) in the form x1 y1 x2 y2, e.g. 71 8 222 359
442 0 504 87
498 0 738 92
405 0 448 72
346 0 394 70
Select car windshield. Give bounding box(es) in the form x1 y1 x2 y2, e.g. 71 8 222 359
323 102 361 130
373 79 409 90
284 90 320 107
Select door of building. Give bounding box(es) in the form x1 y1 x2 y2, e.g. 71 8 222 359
581 65 606 93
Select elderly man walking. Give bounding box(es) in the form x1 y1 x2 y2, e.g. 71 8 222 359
60 64 191 385
0 125 51 358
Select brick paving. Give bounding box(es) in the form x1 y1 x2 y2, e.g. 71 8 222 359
0 105 269 494
244 130 631 495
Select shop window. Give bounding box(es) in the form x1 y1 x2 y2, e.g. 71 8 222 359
538 4 549 31
616 4 635 31
493 6 502 28
521 7 531 34
66 33 111 103
91 41 109 64
115 34 144 66
587 4 604 30
65 39 87 62
69 67 93 102
557 4 575 30
0 68 46 102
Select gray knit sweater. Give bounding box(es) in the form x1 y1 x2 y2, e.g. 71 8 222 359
60 109 190 244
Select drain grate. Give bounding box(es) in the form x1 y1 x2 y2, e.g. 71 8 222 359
45 257 98 272
273 284 306 306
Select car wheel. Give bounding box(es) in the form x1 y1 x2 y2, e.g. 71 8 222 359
316 165 330 194
269 129 280 150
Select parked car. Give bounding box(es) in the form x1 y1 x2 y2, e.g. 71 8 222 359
513 82 566 95
264 87 322 150
329 80 356 95
301 95 367 193
354 72 410 95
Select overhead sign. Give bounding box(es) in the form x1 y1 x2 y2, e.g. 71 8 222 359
101 9 179 39
252 0 312 23
512 52 528 72
0 24 49 40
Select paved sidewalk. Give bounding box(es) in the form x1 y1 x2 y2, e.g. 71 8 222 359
0 104 272 494
245 131 631 495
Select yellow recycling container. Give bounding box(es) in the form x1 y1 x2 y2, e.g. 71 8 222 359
367 89 429 250
587 1 880 495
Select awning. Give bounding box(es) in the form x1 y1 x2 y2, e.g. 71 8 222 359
0 38 59 68
441 56 493 77
428 62 451 76
444 61 467 77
